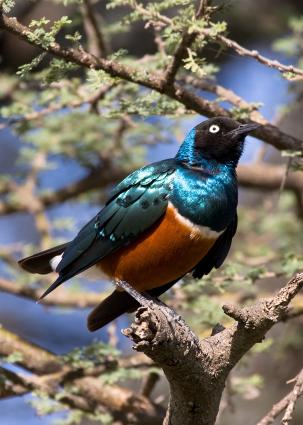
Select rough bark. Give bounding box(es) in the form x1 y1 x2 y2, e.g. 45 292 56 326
122 273 303 425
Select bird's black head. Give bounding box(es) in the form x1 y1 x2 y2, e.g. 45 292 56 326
176 117 260 167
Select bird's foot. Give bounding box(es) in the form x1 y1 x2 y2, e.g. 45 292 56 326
115 279 154 308
116 279 183 325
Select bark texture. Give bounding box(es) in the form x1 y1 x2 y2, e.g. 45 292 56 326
123 273 303 425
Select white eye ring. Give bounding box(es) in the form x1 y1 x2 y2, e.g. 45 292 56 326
209 124 220 134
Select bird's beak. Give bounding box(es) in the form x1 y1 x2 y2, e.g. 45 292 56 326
227 122 261 139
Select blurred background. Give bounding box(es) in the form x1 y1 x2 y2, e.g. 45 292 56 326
0 0 303 424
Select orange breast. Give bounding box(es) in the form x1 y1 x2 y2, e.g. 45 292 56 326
97 204 218 292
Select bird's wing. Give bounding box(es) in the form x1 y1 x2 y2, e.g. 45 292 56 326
192 213 238 279
40 160 177 299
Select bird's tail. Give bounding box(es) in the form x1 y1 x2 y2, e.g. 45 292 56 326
18 243 69 275
87 289 139 332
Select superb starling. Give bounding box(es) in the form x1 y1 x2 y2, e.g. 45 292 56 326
19 117 260 331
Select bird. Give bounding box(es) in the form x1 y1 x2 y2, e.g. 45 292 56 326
19 116 260 332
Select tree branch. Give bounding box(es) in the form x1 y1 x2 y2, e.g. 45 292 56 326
0 276 102 308
282 369 303 425
1 12 303 153
237 164 303 193
256 369 303 425
0 327 61 374
208 33 303 80
1 161 301 217
237 163 303 217
0 84 114 130
163 31 197 88
82 0 108 58
0 327 164 424
183 76 265 123
164 1 211 87
0 366 31 398
0 164 129 214
126 1 303 80
122 272 303 425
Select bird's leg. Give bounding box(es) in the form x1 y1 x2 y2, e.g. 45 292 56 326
115 279 154 308
116 279 182 325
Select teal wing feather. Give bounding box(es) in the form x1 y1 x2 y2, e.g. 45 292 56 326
40 160 176 298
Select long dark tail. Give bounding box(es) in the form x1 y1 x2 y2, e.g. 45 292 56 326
87 279 179 332
18 243 69 275
20 246 179 332
87 290 139 331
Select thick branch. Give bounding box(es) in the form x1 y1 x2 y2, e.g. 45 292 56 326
0 327 61 374
237 163 303 193
123 272 303 425
184 76 265 123
0 327 164 424
0 365 164 424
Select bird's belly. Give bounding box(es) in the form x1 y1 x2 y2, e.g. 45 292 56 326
97 204 222 291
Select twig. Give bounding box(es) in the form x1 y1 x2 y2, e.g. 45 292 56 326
153 25 166 56
141 371 160 399
0 85 113 130
282 307 303 321
256 369 303 425
196 0 208 19
182 75 266 123
164 32 197 87
163 0 210 87
282 369 303 425
126 1 303 79
277 157 292 203
211 33 303 80
82 0 108 58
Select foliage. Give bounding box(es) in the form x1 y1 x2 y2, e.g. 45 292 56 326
273 16 303 69
0 351 23 364
0 1 302 424
1 0 15 13
62 341 120 369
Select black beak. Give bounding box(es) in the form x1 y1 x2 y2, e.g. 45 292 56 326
228 122 261 139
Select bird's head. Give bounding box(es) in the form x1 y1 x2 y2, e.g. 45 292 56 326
176 117 261 167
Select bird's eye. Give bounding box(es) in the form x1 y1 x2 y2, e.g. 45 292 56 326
209 124 220 134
